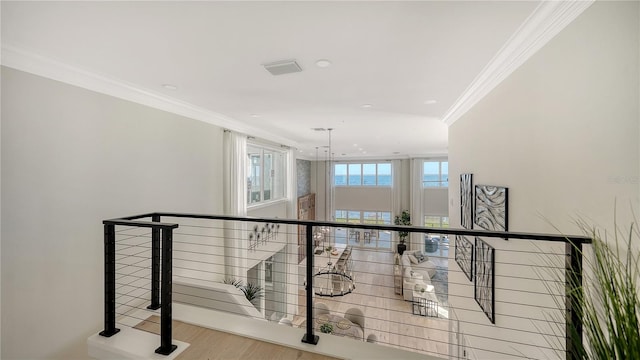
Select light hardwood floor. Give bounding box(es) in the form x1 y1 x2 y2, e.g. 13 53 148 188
294 249 450 358
135 315 341 360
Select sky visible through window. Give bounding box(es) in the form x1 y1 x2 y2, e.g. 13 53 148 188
334 162 392 186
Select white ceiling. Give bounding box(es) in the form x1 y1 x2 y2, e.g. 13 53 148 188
1 1 543 160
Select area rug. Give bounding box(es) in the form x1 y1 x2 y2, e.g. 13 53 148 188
431 266 448 307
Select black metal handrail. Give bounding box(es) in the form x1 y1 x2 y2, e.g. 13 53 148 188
101 211 591 358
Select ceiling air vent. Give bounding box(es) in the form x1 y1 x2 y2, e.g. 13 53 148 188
263 59 302 76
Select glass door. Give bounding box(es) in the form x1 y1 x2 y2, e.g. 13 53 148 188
335 210 392 250
424 215 450 258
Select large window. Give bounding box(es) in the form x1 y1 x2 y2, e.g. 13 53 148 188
334 162 392 187
424 215 449 228
334 210 392 250
423 160 448 187
247 144 286 205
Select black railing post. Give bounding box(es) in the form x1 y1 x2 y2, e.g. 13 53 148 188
566 239 583 360
147 215 161 310
100 224 120 337
301 224 319 345
155 227 177 355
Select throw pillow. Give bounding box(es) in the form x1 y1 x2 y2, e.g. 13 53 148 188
414 250 425 262
408 253 419 265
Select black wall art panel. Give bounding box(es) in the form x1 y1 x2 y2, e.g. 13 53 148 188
474 185 508 232
455 235 473 281
460 174 473 229
474 237 495 324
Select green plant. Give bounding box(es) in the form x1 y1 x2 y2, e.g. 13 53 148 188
223 278 264 304
542 218 640 359
223 278 242 289
568 220 640 359
320 323 333 334
240 282 265 303
394 210 411 243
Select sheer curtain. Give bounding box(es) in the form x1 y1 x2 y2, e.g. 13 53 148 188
391 160 402 251
285 147 298 318
410 158 425 252
223 130 247 280
223 130 247 216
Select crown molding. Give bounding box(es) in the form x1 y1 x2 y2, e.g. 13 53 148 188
442 0 595 126
0 43 299 148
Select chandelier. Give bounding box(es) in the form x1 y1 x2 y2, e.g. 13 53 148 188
305 261 355 297
310 128 355 297
313 257 355 297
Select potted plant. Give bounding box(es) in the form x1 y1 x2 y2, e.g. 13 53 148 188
320 323 334 334
394 210 411 255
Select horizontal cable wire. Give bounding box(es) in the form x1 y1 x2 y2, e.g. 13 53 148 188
108 218 576 359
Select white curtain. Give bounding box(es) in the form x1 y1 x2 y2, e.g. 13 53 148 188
391 159 402 251
410 158 425 251
223 130 247 216
223 130 247 280
285 148 298 318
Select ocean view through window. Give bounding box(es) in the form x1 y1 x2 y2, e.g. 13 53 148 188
423 160 448 187
334 162 392 186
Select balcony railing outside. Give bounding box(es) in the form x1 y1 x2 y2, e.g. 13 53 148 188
100 212 590 359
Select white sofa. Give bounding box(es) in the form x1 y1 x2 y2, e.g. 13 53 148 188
401 251 437 278
400 251 438 301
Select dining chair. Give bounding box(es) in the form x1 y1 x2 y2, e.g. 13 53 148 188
344 307 365 339
349 230 360 243
366 333 378 343
369 229 378 243
314 302 330 317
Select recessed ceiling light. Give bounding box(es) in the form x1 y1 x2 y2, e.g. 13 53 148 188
162 84 178 90
358 148 363 151
353 144 358 147
424 99 437 105
315 59 332 68
361 104 373 109
250 114 260 118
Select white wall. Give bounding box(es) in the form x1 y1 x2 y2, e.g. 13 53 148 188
0 67 224 359
448 1 639 358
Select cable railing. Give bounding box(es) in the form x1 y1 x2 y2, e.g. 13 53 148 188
99 212 590 359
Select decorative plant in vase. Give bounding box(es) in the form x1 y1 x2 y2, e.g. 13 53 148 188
394 210 411 255
320 323 334 334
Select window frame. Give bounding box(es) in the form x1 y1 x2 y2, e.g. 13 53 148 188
247 143 287 206
422 160 449 188
333 161 392 187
